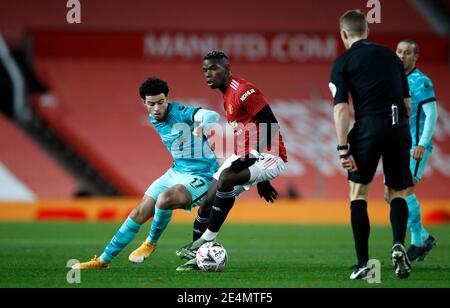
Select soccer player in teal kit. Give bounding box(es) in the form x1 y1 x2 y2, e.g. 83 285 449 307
393 40 438 261
72 77 220 269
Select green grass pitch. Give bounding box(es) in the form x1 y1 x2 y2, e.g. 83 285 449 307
0 222 448 288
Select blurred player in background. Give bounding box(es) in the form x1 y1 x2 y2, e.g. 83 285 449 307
394 40 438 262
72 77 220 269
175 51 288 271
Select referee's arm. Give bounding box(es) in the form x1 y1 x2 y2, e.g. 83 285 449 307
330 58 357 172
334 103 350 147
334 103 358 172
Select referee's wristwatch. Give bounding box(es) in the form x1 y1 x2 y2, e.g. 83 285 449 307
336 144 349 151
337 144 350 159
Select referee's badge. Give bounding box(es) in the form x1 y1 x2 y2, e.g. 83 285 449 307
329 82 337 98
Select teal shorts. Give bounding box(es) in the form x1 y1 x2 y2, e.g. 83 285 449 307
410 148 431 182
145 168 211 212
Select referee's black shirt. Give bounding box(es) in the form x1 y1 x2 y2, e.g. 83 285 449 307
329 39 410 120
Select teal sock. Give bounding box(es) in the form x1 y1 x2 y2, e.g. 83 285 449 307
406 194 425 247
148 207 173 244
100 216 141 263
421 225 430 243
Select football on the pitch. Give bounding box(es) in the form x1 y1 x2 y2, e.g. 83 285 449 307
196 242 228 272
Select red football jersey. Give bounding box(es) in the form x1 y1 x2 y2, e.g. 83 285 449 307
223 77 288 162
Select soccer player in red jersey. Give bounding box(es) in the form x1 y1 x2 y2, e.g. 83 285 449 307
175 51 288 271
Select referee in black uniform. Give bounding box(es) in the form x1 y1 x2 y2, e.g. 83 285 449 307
330 10 413 280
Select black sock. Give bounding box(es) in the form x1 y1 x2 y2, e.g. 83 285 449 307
208 189 236 233
350 200 370 268
193 208 210 241
390 197 408 245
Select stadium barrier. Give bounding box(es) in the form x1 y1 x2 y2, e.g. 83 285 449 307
0 198 449 225
31 30 449 64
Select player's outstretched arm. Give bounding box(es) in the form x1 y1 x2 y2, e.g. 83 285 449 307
193 109 220 137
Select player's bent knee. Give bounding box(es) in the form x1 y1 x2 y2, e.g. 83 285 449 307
156 192 176 210
157 185 190 210
131 196 155 223
129 208 140 222
130 204 150 224
217 169 235 191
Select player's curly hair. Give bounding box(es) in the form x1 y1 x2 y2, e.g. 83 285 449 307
203 51 229 66
139 77 169 99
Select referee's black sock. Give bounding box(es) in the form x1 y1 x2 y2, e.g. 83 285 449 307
193 207 210 241
208 189 236 233
350 200 370 268
390 198 408 245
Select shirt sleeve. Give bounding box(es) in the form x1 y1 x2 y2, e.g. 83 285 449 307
329 57 349 104
193 109 220 126
416 77 436 104
176 104 202 124
419 101 438 147
239 87 269 117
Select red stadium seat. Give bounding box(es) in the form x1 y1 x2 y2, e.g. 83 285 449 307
0 114 78 199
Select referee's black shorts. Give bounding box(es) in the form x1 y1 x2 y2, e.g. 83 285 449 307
348 114 413 190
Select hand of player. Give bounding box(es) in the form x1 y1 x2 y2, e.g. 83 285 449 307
413 145 426 161
192 125 203 138
193 124 215 139
257 181 278 203
339 150 358 172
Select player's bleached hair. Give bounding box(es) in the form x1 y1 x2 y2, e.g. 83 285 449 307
340 9 368 37
399 39 420 55
139 77 169 99
203 51 229 66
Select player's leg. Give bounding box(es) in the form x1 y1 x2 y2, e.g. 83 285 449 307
192 180 217 241
386 187 411 278
201 167 250 239
72 196 156 269
176 154 285 263
129 168 210 263
348 181 372 280
406 149 436 261
177 167 250 260
176 155 285 271
128 185 192 264
383 118 413 278
147 184 192 244
73 171 173 268
100 196 155 264
175 181 216 263
346 119 381 280
204 153 287 241
179 155 247 253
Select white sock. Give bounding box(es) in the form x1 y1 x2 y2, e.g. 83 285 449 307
201 229 218 241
